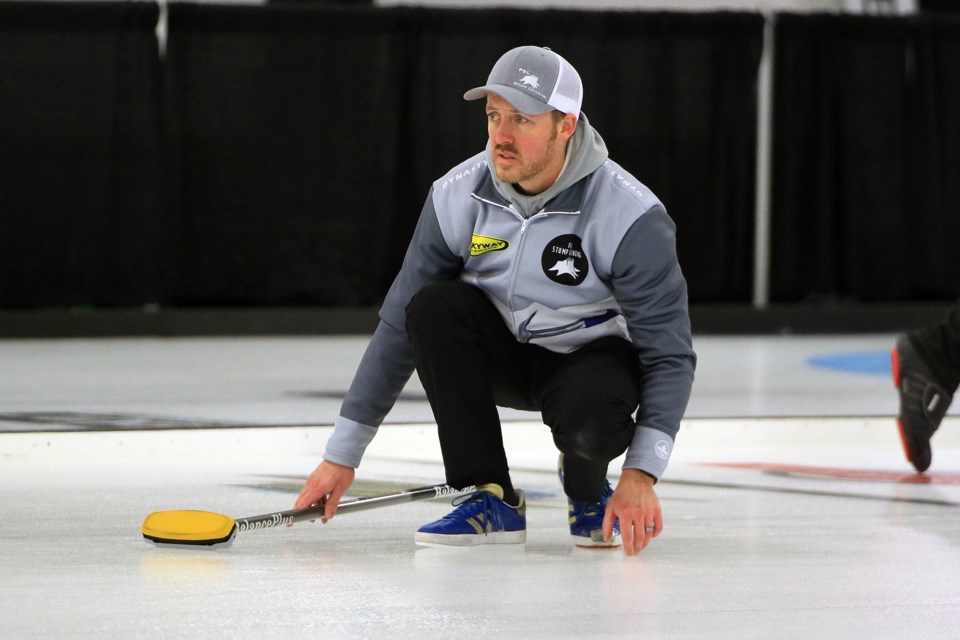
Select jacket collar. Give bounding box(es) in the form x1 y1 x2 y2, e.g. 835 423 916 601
473 169 589 215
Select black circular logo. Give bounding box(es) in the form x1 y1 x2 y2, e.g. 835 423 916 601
541 234 589 286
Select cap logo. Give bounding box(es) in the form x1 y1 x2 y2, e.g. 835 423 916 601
463 47 582 118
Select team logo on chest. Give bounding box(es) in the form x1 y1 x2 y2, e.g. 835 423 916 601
541 234 589 286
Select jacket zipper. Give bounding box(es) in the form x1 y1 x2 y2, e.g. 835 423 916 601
470 193 580 334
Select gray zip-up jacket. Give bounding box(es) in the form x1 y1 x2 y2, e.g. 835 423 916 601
324 115 696 480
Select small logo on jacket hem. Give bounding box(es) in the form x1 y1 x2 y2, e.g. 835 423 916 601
655 440 670 460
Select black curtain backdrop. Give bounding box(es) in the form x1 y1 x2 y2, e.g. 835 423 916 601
0 4 764 309
3 4 956 311
403 10 764 305
0 1 162 309
163 4 410 306
164 6 763 306
771 13 960 303
908 16 960 298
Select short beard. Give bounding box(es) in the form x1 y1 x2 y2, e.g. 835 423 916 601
494 124 563 194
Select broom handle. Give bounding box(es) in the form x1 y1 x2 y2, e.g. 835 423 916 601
233 484 475 533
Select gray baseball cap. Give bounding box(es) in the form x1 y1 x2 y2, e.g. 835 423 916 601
464 46 583 118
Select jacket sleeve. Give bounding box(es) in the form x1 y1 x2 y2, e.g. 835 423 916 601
610 205 696 480
323 189 463 468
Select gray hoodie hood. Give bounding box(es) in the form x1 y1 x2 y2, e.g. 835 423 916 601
486 113 609 218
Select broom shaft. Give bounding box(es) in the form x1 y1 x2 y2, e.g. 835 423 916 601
233 483 473 533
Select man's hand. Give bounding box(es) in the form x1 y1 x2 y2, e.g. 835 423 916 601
294 460 356 523
603 468 662 556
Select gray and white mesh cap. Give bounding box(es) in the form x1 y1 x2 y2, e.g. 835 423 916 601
463 46 583 118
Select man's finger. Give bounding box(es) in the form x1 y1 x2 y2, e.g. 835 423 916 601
602 504 617 542
621 516 638 556
639 521 653 551
323 491 341 522
295 477 323 509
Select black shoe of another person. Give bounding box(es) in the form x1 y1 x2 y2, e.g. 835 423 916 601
892 336 954 472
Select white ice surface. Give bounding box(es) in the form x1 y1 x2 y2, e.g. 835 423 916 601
1 335 959 639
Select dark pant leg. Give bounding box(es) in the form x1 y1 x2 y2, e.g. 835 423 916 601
407 281 641 503
405 281 533 498
909 297 960 392
534 336 642 502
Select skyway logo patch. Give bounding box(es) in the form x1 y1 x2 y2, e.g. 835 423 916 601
470 234 509 256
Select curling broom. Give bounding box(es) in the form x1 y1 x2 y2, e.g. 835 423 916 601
141 483 473 549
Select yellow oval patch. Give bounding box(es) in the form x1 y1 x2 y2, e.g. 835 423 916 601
470 234 509 256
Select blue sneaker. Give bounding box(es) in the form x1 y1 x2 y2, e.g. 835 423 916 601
414 483 526 546
558 455 621 548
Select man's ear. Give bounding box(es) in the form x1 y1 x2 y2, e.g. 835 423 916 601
560 113 578 141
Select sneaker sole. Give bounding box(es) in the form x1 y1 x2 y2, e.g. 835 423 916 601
414 531 527 546
891 347 916 468
572 533 622 548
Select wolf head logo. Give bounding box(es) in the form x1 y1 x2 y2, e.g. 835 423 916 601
519 75 540 90
548 258 580 280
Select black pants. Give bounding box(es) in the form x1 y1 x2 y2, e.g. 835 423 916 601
406 281 641 502
909 297 960 392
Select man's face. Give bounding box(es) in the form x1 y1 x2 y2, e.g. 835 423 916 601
485 93 575 196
